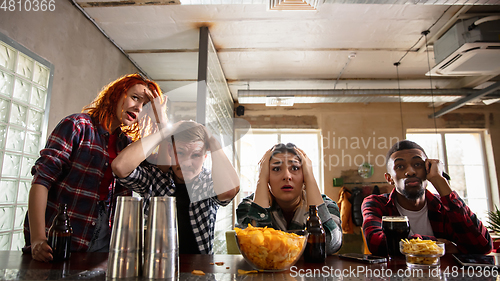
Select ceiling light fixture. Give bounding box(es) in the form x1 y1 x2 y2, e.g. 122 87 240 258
265 96 295 106
268 0 319 10
483 98 500 105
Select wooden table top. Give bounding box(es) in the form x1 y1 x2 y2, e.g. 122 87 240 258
0 251 498 280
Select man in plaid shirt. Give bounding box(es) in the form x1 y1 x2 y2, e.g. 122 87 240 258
362 140 492 256
112 120 240 254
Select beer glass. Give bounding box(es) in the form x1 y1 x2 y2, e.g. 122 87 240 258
382 216 410 259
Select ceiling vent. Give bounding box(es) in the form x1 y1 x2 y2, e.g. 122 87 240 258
428 17 500 77
268 0 318 10
428 42 500 76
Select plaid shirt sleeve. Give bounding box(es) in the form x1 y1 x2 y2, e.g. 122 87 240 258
431 191 492 254
32 115 81 188
361 194 394 256
115 163 176 216
187 168 234 207
115 162 175 196
235 194 273 228
319 195 343 254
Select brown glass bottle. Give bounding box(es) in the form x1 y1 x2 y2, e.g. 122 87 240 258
304 205 326 263
48 204 73 261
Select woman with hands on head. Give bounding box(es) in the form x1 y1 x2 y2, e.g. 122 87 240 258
26 74 163 262
236 143 343 254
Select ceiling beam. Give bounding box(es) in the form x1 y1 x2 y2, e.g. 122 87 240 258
77 0 180 8
126 49 199 53
429 81 500 118
124 47 412 53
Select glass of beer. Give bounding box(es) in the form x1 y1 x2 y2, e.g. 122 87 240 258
382 216 410 259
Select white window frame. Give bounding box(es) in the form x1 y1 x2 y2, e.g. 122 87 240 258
406 128 497 216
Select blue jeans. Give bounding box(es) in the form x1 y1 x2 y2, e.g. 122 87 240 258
87 201 110 252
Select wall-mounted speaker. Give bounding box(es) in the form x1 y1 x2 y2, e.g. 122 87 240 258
236 105 245 116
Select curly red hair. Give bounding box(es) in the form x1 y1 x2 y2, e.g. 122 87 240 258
82 73 164 141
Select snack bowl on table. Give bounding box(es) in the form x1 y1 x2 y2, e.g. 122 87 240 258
400 240 445 268
234 225 308 272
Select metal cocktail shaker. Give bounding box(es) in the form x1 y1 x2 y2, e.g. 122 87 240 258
144 196 178 280
107 196 144 278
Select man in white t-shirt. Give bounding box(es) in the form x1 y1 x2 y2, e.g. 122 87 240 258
362 140 492 256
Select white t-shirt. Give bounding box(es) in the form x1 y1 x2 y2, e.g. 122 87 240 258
395 199 434 237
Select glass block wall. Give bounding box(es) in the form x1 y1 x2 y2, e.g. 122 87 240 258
202 30 235 254
0 35 52 251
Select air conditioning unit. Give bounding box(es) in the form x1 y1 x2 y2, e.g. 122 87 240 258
427 17 500 77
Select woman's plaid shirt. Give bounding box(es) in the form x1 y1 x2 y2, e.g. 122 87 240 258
25 114 131 251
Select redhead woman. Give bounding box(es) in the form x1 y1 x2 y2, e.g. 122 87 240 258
236 143 343 254
25 74 163 262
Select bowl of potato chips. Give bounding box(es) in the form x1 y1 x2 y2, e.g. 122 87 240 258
234 225 307 271
400 238 445 268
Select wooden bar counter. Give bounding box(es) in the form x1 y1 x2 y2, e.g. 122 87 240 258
0 251 498 280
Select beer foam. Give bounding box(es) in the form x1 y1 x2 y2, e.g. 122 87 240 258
382 216 408 222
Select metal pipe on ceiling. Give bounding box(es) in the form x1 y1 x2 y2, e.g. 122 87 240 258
239 88 479 96
237 88 500 107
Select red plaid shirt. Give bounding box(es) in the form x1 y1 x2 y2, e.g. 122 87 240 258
362 189 492 255
24 113 132 251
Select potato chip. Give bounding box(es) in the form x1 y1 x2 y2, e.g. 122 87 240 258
234 225 306 270
191 270 205 276
238 269 260 275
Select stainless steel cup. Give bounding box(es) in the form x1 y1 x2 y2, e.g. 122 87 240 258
144 196 178 279
107 196 144 278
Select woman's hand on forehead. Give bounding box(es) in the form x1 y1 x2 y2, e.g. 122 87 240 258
143 88 155 101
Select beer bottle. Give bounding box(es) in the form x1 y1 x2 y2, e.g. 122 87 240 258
48 203 73 261
304 205 326 263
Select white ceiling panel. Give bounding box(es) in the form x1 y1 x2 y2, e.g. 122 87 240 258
159 81 199 101
75 2 500 105
129 53 199 79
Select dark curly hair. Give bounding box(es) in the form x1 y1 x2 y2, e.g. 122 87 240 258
271 143 299 160
385 140 427 169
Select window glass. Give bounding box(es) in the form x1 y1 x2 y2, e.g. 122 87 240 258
407 132 489 223
0 36 52 250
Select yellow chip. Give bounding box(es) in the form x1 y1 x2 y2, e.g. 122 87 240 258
400 238 444 255
191 270 205 276
238 269 260 275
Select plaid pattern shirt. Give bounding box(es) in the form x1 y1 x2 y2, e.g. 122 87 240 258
236 190 343 254
25 113 132 252
362 189 492 255
116 165 229 254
